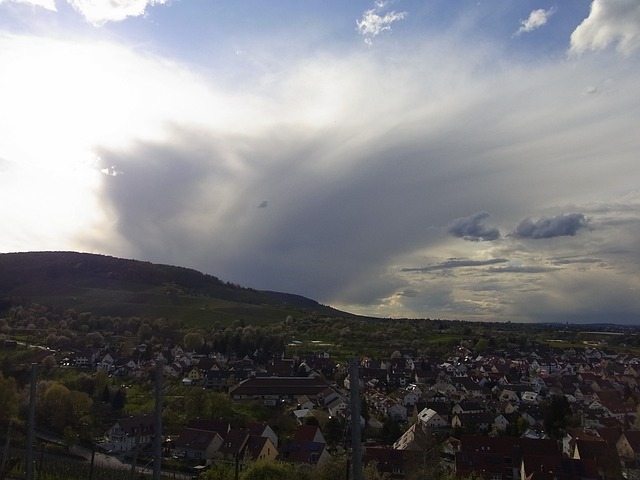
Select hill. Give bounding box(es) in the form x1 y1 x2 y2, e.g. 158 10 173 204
0 251 355 326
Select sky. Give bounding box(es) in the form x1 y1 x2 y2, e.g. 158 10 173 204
1 0 640 324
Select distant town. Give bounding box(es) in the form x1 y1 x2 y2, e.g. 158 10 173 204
3 315 640 480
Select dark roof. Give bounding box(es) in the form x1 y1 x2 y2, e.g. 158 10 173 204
279 440 326 464
244 436 271 461
174 428 220 451
621 431 640 453
292 425 324 443
186 419 230 435
523 455 601 480
219 430 250 456
229 377 329 396
116 415 154 436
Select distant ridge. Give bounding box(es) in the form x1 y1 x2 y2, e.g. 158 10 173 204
0 251 355 324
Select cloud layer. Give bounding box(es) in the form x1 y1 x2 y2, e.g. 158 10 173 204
1 1 640 324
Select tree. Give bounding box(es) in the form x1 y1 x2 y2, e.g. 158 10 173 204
202 463 234 480
543 395 572 439
112 388 126 410
42 354 57 372
240 461 302 480
313 456 348 480
363 461 391 480
40 382 72 431
184 332 205 352
381 417 402 445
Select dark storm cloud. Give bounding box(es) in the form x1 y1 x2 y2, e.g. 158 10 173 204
549 256 603 266
448 212 500 241
511 213 587 239
403 258 508 273
488 265 558 274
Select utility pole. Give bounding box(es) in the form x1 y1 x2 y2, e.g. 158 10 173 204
26 364 36 480
349 358 362 480
153 358 164 480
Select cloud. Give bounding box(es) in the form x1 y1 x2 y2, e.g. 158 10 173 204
356 1 407 45
0 0 55 9
570 0 640 55
2 30 640 323
511 213 588 239
66 0 169 25
448 212 500 241
488 265 558 274
515 7 556 36
402 258 508 274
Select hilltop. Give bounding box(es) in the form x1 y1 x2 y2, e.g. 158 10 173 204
0 251 357 326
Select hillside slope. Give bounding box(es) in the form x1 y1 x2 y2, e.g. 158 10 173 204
0 251 354 325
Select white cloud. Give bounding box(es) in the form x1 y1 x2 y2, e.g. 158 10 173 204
66 0 169 26
356 1 407 45
0 0 56 10
515 7 556 36
570 0 640 55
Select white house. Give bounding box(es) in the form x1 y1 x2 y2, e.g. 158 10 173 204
417 408 449 429
106 415 155 452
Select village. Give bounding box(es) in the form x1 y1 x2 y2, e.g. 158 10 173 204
75 338 640 480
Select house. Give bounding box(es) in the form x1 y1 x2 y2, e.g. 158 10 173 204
388 402 408 422
185 367 204 384
572 438 622 480
451 412 491 433
499 389 520 404
616 430 640 461
173 428 223 464
296 395 314 410
520 391 540 404
292 425 326 445
293 409 314 425
327 396 349 417
228 377 330 402
186 419 231 436
451 401 484 415
455 435 559 480
365 447 414 478
393 422 434 451
204 370 229 390
417 408 449 429
106 415 155 452
98 353 115 371
520 455 601 480
396 388 420 407
279 440 330 467
246 422 278 448
244 435 278 463
215 430 250 465
493 414 511 431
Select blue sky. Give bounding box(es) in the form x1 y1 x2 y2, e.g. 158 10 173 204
1 0 640 324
